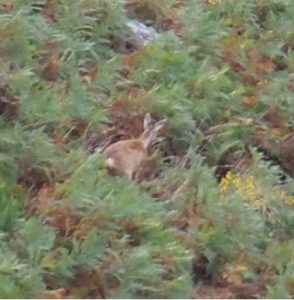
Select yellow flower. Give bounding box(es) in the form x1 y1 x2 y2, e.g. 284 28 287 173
208 0 221 4
285 197 294 205
220 171 294 209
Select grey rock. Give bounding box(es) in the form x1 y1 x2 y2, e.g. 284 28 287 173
125 19 159 51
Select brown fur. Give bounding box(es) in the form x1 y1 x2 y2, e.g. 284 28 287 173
103 139 147 180
103 113 166 181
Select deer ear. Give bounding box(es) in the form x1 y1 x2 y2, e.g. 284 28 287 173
154 118 167 131
143 113 153 129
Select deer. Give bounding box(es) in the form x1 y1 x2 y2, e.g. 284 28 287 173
103 113 167 181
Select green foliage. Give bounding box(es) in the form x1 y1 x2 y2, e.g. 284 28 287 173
59 153 192 297
0 187 21 232
267 259 294 299
20 218 56 260
180 0 228 57
0 217 55 298
0 0 294 298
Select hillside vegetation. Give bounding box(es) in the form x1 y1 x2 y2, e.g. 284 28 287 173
0 0 294 298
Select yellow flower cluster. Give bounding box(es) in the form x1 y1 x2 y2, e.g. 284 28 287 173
286 197 294 205
207 0 222 4
276 189 294 206
219 171 294 207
